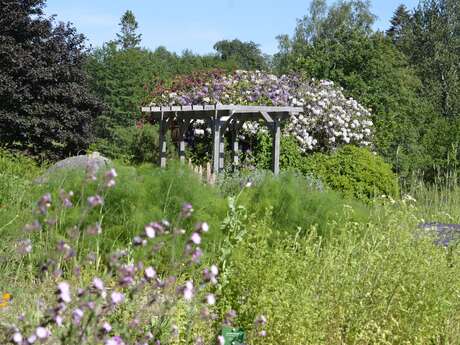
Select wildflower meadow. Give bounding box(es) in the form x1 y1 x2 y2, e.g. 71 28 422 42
2 0 460 344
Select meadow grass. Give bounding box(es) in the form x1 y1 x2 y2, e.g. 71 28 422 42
1 151 460 344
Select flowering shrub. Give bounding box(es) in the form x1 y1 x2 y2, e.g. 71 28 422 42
147 70 374 152
0 163 266 345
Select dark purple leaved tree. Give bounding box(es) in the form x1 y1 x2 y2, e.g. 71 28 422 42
0 0 104 160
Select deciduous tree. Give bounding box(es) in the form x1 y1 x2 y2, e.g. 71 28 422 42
0 0 103 159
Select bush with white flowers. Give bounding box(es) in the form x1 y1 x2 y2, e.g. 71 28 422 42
148 70 373 152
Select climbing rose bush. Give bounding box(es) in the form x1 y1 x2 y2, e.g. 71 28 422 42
147 70 373 152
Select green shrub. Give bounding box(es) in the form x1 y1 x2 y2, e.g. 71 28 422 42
302 145 399 202
90 124 175 165
239 171 369 237
253 132 305 171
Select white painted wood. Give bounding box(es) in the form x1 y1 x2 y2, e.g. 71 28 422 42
272 118 281 175
212 113 221 174
232 139 239 167
159 112 167 168
179 141 186 162
145 105 302 114
178 119 190 163
260 111 274 123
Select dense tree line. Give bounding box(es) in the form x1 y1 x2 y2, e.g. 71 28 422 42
1 0 459 182
273 0 460 179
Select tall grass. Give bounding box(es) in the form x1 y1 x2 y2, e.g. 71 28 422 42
1 150 460 344
220 199 460 344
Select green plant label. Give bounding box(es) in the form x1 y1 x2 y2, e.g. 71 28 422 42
221 326 245 345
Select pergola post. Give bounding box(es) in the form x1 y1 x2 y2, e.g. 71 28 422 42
159 111 167 168
178 118 190 163
232 136 239 168
272 116 281 175
232 120 243 169
219 139 225 171
212 112 221 174
179 141 186 163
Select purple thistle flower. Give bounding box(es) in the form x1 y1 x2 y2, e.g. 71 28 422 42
12 332 22 344
190 232 201 245
17 239 32 254
224 309 238 325
191 247 203 264
59 190 74 208
37 193 52 215
145 224 156 239
87 223 102 235
86 301 95 310
203 265 219 284
105 336 125 345
35 327 50 340
144 266 156 280
133 236 146 246
27 334 37 343
104 168 117 188
182 280 194 301
57 281 71 303
72 308 84 325
195 222 209 233
205 293 216 305
87 195 104 208
101 321 112 333
111 292 125 305
55 315 63 326
92 277 105 291
23 220 41 232
181 203 193 218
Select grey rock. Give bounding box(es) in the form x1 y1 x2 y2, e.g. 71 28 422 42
35 152 112 184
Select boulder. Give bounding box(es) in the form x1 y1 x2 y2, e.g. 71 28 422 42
35 152 111 184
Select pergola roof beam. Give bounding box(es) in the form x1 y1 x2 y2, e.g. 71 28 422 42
142 105 303 115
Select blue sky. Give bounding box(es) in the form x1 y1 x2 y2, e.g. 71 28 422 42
44 0 420 55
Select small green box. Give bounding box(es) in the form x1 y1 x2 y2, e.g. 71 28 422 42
221 325 245 345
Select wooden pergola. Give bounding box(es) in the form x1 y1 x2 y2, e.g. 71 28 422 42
141 105 303 175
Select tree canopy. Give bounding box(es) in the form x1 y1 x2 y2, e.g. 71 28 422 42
0 0 103 159
116 10 142 50
272 0 432 176
396 0 460 118
213 39 268 70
